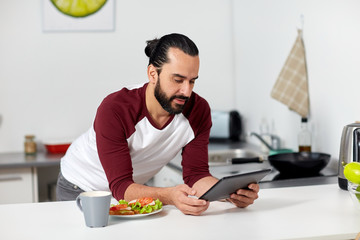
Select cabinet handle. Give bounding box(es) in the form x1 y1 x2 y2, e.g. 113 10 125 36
0 176 22 181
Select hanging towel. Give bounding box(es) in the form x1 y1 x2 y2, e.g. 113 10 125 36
271 29 309 118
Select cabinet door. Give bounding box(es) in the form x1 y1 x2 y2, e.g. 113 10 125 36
0 168 34 204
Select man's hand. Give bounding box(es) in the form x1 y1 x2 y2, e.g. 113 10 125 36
170 184 209 216
227 183 259 208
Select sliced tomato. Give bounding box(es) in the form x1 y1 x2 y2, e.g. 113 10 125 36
129 197 153 207
137 197 154 206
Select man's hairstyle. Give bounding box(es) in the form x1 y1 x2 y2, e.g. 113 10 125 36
144 33 199 73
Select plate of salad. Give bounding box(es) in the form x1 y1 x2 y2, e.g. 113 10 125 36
109 197 163 218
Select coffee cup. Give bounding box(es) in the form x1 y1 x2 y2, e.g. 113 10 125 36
76 191 112 228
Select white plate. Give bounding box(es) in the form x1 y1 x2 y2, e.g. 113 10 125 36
110 208 162 218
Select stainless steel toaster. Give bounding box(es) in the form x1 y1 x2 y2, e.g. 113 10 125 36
338 122 360 190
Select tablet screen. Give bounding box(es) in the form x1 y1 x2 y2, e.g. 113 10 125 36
199 168 272 201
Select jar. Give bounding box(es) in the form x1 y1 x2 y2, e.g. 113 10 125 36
24 135 37 155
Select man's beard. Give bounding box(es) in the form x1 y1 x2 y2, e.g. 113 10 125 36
154 78 189 115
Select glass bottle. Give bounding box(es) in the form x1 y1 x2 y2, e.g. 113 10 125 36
298 118 311 152
24 135 37 155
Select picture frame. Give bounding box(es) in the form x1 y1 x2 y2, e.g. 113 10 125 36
42 0 115 32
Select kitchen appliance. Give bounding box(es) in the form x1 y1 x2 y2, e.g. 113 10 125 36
338 122 360 190
209 110 242 141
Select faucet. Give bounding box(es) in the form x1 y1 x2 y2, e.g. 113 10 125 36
250 132 281 150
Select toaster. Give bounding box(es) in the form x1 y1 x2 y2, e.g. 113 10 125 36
209 110 242 141
338 122 360 190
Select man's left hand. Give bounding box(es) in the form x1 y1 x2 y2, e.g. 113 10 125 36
227 183 259 208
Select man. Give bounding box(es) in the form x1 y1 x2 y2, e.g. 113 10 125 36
56 33 259 215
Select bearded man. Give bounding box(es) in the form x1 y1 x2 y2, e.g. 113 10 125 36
56 33 259 215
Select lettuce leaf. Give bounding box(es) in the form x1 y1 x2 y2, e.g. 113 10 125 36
118 199 128 205
116 198 163 214
133 198 162 213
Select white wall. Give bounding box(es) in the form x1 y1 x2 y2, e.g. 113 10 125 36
233 0 360 159
1 0 359 161
0 0 235 152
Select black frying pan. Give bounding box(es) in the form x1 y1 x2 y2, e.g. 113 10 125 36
268 152 331 176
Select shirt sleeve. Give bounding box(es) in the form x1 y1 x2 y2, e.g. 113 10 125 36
93 97 134 200
181 95 212 187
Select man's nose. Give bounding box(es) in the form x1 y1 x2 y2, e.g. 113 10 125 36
179 81 192 96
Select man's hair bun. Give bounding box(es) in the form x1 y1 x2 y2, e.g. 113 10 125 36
144 39 159 58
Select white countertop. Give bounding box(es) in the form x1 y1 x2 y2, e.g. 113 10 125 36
1 184 359 240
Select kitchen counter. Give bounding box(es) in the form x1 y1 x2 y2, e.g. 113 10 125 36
0 152 63 168
0 141 252 169
0 142 251 169
0 184 359 240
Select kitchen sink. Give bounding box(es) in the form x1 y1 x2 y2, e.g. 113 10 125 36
208 149 262 166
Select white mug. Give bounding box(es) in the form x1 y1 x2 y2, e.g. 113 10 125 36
76 191 112 228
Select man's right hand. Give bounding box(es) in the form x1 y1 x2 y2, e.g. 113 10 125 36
169 184 209 216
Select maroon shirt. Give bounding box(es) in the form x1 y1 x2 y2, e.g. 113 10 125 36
93 83 212 199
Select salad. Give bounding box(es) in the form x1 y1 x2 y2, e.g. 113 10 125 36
109 197 163 215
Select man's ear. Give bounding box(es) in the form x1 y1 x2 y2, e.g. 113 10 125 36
147 64 158 84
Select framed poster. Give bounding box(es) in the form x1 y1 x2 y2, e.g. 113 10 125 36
42 0 115 32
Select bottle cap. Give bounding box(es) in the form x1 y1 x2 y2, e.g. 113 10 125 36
301 118 308 123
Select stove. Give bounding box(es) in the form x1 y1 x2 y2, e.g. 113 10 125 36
209 160 338 185
261 164 338 182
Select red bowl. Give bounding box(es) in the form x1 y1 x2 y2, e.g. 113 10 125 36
45 143 71 154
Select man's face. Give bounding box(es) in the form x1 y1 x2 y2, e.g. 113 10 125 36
154 77 188 114
154 48 200 114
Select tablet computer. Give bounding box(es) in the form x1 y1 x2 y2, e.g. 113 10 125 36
199 168 272 201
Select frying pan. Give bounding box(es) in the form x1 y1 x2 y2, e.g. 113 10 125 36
231 133 330 176
231 151 331 176
268 152 331 176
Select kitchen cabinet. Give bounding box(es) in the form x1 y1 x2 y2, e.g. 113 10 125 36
0 167 37 204
0 153 62 203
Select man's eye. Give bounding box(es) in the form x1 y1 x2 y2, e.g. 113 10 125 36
190 80 195 85
175 79 183 83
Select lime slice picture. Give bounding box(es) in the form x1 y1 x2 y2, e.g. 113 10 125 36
51 0 108 18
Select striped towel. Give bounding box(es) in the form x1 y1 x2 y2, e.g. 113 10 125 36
271 29 309 118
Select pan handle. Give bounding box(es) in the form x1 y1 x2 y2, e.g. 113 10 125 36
231 157 262 164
